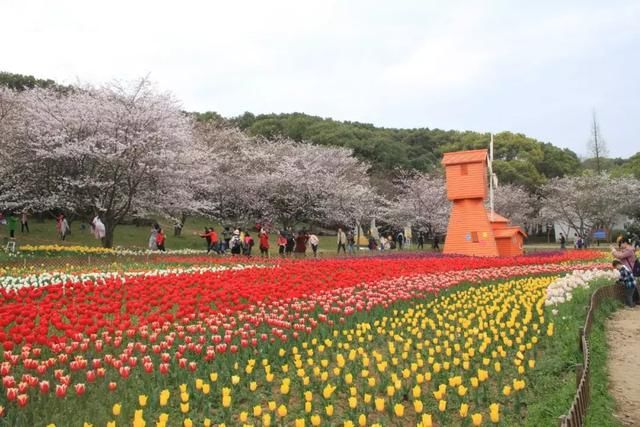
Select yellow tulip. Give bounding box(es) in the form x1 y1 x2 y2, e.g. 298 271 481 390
305 401 312 413
203 419 211 427
180 392 189 403
112 403 121 416
183 419 193 427
459 403 469 417
195 379 203 389
268 401 277 411
138 395 148 406
490 403 500 423
239 411 248 422
358 414 367 426
249 381 257 391
202 383 210 395
438 400 447 412
311 414 321 426
344 422 354 427
160 389 170 406
503 385 512 396
180 402 189 413
421 414 433 427
179 384 187 393
471 413 483 426
209 372 218 382
107 422 116 427
414 399 423 413
325 404 334 416
348 396 357 409
253 405 262 417
375 397 385 412
394 403 405 417
222 394 231 407
457 385 468 397
295 419 306 427
262 414 271 427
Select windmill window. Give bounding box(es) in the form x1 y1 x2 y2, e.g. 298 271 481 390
460 164 468 175
471 231 479 243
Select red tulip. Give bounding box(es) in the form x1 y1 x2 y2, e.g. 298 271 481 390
6 388 18 401
39 380 50 394
16 394 28 407
55 384 67 398
108 382 117 391
74 383 86 396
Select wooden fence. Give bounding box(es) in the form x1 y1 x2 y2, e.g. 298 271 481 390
558 283 625 426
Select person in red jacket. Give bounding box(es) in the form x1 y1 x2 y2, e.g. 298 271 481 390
156 228 166 251
277 231 287 257
294 230 309 257
259 229 270 257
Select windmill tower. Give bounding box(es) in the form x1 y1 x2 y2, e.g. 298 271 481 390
441 136 526 257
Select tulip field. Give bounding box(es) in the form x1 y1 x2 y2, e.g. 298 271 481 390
0 249 613 426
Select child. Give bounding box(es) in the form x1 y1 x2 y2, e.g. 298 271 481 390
156 228 166 252
613 259 638 308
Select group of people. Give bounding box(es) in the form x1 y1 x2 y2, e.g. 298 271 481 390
342 229 441 253
558 232 590 249
193 226 321 258
0 211 30 238
612 237 640 308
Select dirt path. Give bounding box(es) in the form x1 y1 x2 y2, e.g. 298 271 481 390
607 307 640 426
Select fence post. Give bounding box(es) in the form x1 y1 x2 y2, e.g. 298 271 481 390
578 327 584 353
575 363 583 388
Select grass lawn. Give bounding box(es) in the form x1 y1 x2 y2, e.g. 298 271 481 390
1 218 571 254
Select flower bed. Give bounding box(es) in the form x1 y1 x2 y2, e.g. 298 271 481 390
0 251 603 425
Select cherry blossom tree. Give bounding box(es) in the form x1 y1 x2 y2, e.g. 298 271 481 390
540 173 640 239
491 183 537 228
0 79 197 247
382 171 450 236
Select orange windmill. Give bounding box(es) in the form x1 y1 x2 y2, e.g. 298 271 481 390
442 142 526 257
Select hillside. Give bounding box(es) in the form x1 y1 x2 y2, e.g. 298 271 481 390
2 71 638 188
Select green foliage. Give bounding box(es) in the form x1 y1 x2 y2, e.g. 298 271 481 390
0 71 60 91
206 112 584 186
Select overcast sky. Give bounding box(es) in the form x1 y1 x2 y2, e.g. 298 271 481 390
2 0 639 158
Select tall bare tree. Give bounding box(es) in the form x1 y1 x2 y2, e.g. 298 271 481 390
587 110 608 174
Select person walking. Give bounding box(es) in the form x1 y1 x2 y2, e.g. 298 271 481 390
243 232 254 256
347 230 356 255
57 214 70 241
396 231 404 250
7 213 18 238
259 229 270 257
155 228 166 251
417 231 425 250
285 229 295 257
309 233 319 257
432 234 440 251
294 230 309 257
222 227 231 253
230 230 242 255
20 211 29 233
559 233 566 249
337 227 347 254
148 224 159 250
200 227 212 252
277 231 287 257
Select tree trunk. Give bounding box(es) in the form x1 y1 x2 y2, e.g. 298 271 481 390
103 221 116 248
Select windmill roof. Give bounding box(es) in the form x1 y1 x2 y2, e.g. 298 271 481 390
441 149 488 166
487 212 510 223
494 227 527 239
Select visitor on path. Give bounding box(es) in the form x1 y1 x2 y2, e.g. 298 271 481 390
337 227 347 254
222 227 231 253
368 235 377 251
294 230 309 257
559 233 566 249
612 239 637 274
379 235 387 251
347 230 356 255
243 232 254 256
155 228 166 251
7 213 17 238
285 229 295 256
200 227 212 252
148 223 159 250
396 231 404 250
612 259 638 308
432 234 440 251
20 211 29 233
92 215 106 244
277 231 287 257
56 214 70 240
230 230 242 255
259 229 270 257
417 231 425 250
309 233 319 257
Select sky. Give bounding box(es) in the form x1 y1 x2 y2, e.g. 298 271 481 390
2 0 639 158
